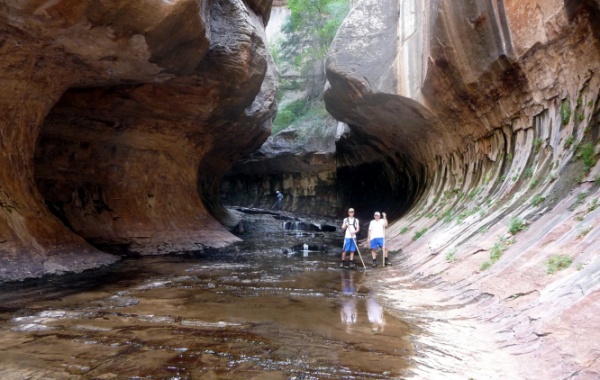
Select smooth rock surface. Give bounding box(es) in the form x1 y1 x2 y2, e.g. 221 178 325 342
326 0 600 378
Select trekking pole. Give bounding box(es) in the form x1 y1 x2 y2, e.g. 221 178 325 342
352 238 367 270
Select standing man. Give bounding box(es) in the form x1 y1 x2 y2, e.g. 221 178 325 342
368 211 390 267
340 208 359 269
276 190 283 210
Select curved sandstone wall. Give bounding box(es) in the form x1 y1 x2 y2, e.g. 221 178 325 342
326 0 600 378
0 0 276 281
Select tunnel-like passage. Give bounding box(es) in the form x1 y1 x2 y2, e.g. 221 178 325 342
335 127 426 222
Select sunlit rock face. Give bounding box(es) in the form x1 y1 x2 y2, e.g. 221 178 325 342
0 0 275 281
326 0 600 378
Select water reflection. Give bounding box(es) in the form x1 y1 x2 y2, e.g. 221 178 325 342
340 271 357 328
339 271 385 334
0 212 412 379
367 296 385 333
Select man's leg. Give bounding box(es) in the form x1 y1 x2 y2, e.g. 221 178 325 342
341 239 348 268
349 250 356 269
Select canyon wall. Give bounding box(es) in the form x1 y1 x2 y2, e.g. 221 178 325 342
0 0 276 281
221 118 339 215
221 2 341 216
325 0 600 378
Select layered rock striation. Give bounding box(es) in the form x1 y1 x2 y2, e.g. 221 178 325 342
0 0 276 281
221 118 339 215
326 0 600 378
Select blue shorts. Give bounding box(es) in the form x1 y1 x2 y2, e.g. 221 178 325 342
343 238 357 252
370 237 385 249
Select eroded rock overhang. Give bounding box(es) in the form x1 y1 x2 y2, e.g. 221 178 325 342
0 0 276 282
326 0 600 218
325 0 600 377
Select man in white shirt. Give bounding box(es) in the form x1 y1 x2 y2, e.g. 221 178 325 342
368 211 389 267
340 208 359 269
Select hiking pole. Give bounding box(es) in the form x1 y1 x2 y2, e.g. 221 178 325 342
352 238 367 270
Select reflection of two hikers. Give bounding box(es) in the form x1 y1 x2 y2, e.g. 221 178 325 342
339 271 385 332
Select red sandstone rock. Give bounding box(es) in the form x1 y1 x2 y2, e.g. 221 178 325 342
326 0 600 378
0 0 276 281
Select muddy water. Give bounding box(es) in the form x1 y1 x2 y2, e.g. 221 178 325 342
0 213 412 379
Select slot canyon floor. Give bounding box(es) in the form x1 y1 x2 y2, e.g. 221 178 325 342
0 209 528 379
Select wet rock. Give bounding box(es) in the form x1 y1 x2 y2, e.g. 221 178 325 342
235 207 280 216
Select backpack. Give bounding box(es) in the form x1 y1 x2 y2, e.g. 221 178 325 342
344 217 357 230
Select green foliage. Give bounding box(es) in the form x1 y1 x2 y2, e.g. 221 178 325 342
578 226 592 238
533 138 543 153
588 198 599 212
530 178 539 189
440 209 453 224
281 0 350 73
478 225 489 234
443 188 463 200
546 255 572 274
412 228 428 241
489 242 505 263
457 207 481 224
523 168 533 178
576 143 597 173
508 217 526 235
564 136 575 149
481 237 510 270
272 99 307 134
399 226 409 235
445 248 457 263
280 79 303 92
576 113 585 122
468 188 481 200
531 194 545 207
576 192 588 206
560 99 571 126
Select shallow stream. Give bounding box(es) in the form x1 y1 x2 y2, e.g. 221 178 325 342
0 211 413 379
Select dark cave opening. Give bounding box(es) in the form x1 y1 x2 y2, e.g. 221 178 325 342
336 160 419 223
